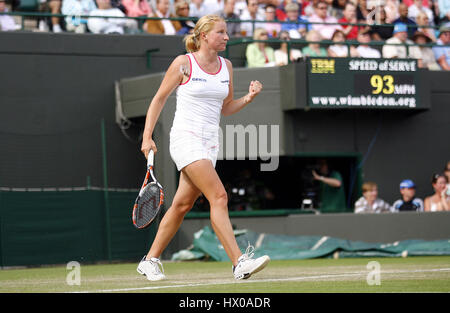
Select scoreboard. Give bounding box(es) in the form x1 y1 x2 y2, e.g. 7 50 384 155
306 58 427 109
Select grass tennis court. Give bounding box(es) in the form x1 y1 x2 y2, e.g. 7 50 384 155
1 256 449 293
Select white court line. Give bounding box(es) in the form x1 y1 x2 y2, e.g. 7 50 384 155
70 267 450 293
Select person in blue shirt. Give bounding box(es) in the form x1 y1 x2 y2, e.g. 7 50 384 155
432 23 450 71
280 2 308 39
392 179 424 212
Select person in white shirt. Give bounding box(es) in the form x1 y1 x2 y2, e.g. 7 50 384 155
239 0 265 37
0 0 20 31
62 0 97 33
204 0 224 15
88 0 137 34
274 30 303 66
382 23 415 59
354 28 381 58
327 29 349 57
408 0 434 24
190 0 212 18
354 182 392 214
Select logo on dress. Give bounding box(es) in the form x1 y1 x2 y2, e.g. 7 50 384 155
192 77 207 82
221 80 229 84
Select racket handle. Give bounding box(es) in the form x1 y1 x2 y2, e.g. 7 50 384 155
147 149 154 168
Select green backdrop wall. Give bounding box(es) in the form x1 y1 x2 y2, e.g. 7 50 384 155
0 189 156 267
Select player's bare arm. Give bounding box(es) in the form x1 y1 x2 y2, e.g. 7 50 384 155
141 55 190 158
221 59 263 116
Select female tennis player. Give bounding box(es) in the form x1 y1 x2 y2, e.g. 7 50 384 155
137 15 270 281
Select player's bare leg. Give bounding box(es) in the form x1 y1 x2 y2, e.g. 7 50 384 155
182 160 243 266
183 159 270 279
137 172 200 280
147 172 201 259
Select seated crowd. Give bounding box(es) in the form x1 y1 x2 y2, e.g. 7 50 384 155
1 0 449 69
354 161 450 213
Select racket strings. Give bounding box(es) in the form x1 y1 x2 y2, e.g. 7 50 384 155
135 184 162 228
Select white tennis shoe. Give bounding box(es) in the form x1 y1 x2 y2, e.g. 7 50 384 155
137 256 166 281
233 244 270 280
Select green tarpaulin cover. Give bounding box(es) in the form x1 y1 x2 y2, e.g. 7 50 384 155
172 226 450 261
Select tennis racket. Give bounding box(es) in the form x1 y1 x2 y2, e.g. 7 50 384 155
132 150 164 229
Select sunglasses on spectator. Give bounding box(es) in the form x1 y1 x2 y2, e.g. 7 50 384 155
318 6 327 10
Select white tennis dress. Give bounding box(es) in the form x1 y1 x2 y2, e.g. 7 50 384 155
169 53 230 171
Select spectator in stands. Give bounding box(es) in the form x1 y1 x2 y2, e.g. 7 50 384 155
437 0 450 24
382 0 399 23
312 158 347 213
416 11 437 42
175 0 195 35
239 0 265 37
432 23 450 70
329 0 347 20
264 4 282 37
275 0 303 21
145 0 181 34
302 29 328 56
4 0 19 11
308 0 343 40
0 0 19 31
408 0 434 24
382 23 415 58
303 0 319 18
392 179 424 212
274 0 287 21
445 161 450 190
246 27 276 67
430 0 440 25
444 161 450 201
327 29 350 56
410 31 440 69
370 6 394 41
354 181 392 214
38 0 64 32
121 0 153 20
274 30 303 65
402 0 431 7
234 0 247 17
220 0 241 37
62 0 97 34
88 0 138 34
392 3 417 38
354 28 381 57
355 0 369 22
189 0 212 18
424 173 450 211
339 1 359 40
280 2 308 39
204 0 225 15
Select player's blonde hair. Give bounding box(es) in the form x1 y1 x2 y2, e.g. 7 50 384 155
184 15 225 53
